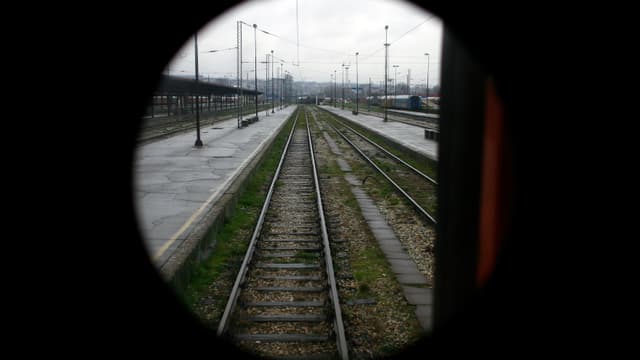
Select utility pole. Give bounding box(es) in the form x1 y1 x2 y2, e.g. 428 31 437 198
194 32 203 147
384 25 389 121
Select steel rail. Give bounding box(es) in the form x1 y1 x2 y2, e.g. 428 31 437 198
139 105 274 144
216 110 299 336
351 109 438 130
304 108 349 360
328 115 437 185
324 116 437 224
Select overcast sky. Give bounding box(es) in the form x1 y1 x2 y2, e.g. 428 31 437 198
166 0 442 87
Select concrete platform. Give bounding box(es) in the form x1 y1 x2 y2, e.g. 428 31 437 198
319 105 438 161
388 108 439 119
134 106 297 270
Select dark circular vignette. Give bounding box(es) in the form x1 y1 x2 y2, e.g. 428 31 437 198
93 0 556 356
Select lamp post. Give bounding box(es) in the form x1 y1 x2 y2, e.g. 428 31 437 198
334 69 337 108
237 21 242 129
194 32 203 147
424 52 430 114
271 50 275 113
284 70 288 107
265 53 269 116
341 64 345 110
280 61 284 109
355 51 359 115
253 24 258 121
330 73 333 106
393 64 399 108
384 25 389 121
345 65 349 106
368 77 371 111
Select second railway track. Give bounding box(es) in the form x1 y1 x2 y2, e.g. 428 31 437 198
313 106 438 223
217 108 348 359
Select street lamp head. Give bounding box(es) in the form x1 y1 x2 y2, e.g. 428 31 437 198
385 25 388 30
356 52 359 56
424 52 429 56
253 24 257 28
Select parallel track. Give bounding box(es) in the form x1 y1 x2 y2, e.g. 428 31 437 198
139 105 273 144
314 106 438 224
217 108 348 359
355 109 439 130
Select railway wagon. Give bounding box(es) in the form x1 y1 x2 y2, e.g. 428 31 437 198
370 95 422 111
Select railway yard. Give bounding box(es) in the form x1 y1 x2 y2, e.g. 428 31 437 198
135 104 438 358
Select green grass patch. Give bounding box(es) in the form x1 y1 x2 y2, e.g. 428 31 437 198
352 247 391 299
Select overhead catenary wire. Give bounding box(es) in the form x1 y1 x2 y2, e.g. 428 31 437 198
182 15 440 85
359 17 435 62
257 27 351 57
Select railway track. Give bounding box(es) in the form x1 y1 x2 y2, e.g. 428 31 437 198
139 105 273 144
313 106 438 224
355 109 439 130
217 108 348 359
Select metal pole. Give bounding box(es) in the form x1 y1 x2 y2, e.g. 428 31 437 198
271 50 275 113
425 52 430 114
330 74 334 107
194 32 203 147
384 25 389 121
237 21 243 128
393 65 399 108
253 24 258 121
345 65 349 107
355 52 359 114
334 70 337 108
341 64 344 110
265 54 269 116
368 77 371 111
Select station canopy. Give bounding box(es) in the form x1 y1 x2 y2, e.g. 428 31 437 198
154 74 262 96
